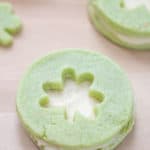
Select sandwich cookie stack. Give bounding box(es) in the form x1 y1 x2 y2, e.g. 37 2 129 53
17 50 134 150
88 0 150 50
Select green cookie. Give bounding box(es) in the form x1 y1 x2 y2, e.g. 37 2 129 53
88 0 150 50
0 3 21 46
17 50 134 150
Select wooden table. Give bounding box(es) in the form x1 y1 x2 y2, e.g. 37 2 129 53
0 0 150 149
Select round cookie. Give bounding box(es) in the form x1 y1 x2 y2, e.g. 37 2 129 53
17 50 134 150
88 0 150 50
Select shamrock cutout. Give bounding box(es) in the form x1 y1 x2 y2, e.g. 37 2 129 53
41 69 103 122
124 0 150 10
0 3 21 46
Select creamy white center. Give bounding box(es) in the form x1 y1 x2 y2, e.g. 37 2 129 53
124 0 150 10
48 80 98 121
117 33 150 44
93 9 150 45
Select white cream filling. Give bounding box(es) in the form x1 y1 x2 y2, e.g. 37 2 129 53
47 80 98 121
124 0 150 10
117 33 150 45
95 11 150 45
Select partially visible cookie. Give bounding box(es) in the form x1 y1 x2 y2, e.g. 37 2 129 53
88 0 150 50
0 3 21 46
17 49 134 150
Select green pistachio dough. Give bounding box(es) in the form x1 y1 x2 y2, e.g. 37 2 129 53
0 3 21 46
17 50 134 150
88 0 150 50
